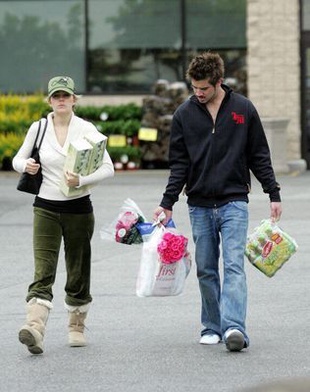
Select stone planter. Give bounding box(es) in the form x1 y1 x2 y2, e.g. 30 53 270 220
261 118 289 174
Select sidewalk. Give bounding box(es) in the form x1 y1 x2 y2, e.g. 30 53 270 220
0 170 309 392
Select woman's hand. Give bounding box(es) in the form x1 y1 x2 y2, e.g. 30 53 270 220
64 170 80 188
25 158 40 175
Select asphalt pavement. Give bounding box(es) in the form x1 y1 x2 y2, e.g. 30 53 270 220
1 169 310 392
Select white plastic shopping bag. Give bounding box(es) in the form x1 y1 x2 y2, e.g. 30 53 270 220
136 223 191 297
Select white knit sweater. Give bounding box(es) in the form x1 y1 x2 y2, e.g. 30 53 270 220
13 112 114 201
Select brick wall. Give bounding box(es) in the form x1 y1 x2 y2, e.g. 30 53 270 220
247 0 301 161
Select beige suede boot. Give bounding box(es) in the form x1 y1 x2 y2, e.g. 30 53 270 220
65 303 90 347
18 298 53 355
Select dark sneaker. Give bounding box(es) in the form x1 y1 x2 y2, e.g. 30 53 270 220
225 329 246 352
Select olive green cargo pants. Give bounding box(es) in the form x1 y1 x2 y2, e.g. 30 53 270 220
26 207 94 306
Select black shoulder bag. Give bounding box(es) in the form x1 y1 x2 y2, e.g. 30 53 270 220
17 119 48 195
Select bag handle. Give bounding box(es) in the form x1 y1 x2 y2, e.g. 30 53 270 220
31 120 42 154
32 118 48 153
36 118 48 150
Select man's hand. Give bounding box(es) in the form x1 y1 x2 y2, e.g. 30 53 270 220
270 202 282 222
153 206 172 225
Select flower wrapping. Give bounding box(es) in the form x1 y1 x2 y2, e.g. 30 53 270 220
115 210 145 244
136 225 191 297
100 198 146 245
245 219 298 277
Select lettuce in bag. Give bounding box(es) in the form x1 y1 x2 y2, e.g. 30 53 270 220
245 219 298 277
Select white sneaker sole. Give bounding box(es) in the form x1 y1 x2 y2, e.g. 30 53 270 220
200 334 221 345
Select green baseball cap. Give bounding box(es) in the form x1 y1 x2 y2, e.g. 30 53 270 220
48 76 75 97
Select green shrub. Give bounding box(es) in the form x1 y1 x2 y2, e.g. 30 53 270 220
0 94 49 135
0 95 144 168
75 103 142 121
95 119 141 137
107 145 142 163
0 133 24 169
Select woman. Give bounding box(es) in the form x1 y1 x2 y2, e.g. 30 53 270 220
13 76 114 354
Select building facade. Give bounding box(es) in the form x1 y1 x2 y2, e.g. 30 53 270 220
0 0 309 169
247 0 303 171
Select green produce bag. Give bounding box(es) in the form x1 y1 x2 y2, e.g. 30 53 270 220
245 219 298 277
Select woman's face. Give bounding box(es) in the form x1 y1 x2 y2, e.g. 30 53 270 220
49 91 76 114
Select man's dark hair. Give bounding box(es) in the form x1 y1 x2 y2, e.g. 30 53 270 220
186 52 225 86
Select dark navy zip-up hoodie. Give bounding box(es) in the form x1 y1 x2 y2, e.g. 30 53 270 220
160 84 281 210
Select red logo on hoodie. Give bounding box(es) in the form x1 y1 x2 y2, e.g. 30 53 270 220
231 112 245 124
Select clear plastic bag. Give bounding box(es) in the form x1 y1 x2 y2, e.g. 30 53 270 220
136 224 191 297
245 219 298 277
100 198 147 245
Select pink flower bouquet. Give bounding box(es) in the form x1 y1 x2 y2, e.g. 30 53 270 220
157 231 188 264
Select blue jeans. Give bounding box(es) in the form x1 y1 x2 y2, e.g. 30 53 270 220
188 201 249 346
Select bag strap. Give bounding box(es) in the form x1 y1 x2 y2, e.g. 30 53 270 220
32 118 48 152
37 118 48 150
31 120 42 152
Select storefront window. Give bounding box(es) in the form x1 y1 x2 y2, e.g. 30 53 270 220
187 0 246 48
88 0 246 94
88 0 182 93
302 0 310 30
186 0 246 94
0 0 246 95
0 0 85 94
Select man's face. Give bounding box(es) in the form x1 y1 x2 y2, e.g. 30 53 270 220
191 78 217 104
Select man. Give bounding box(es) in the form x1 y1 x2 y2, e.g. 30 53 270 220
153 52 282 352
